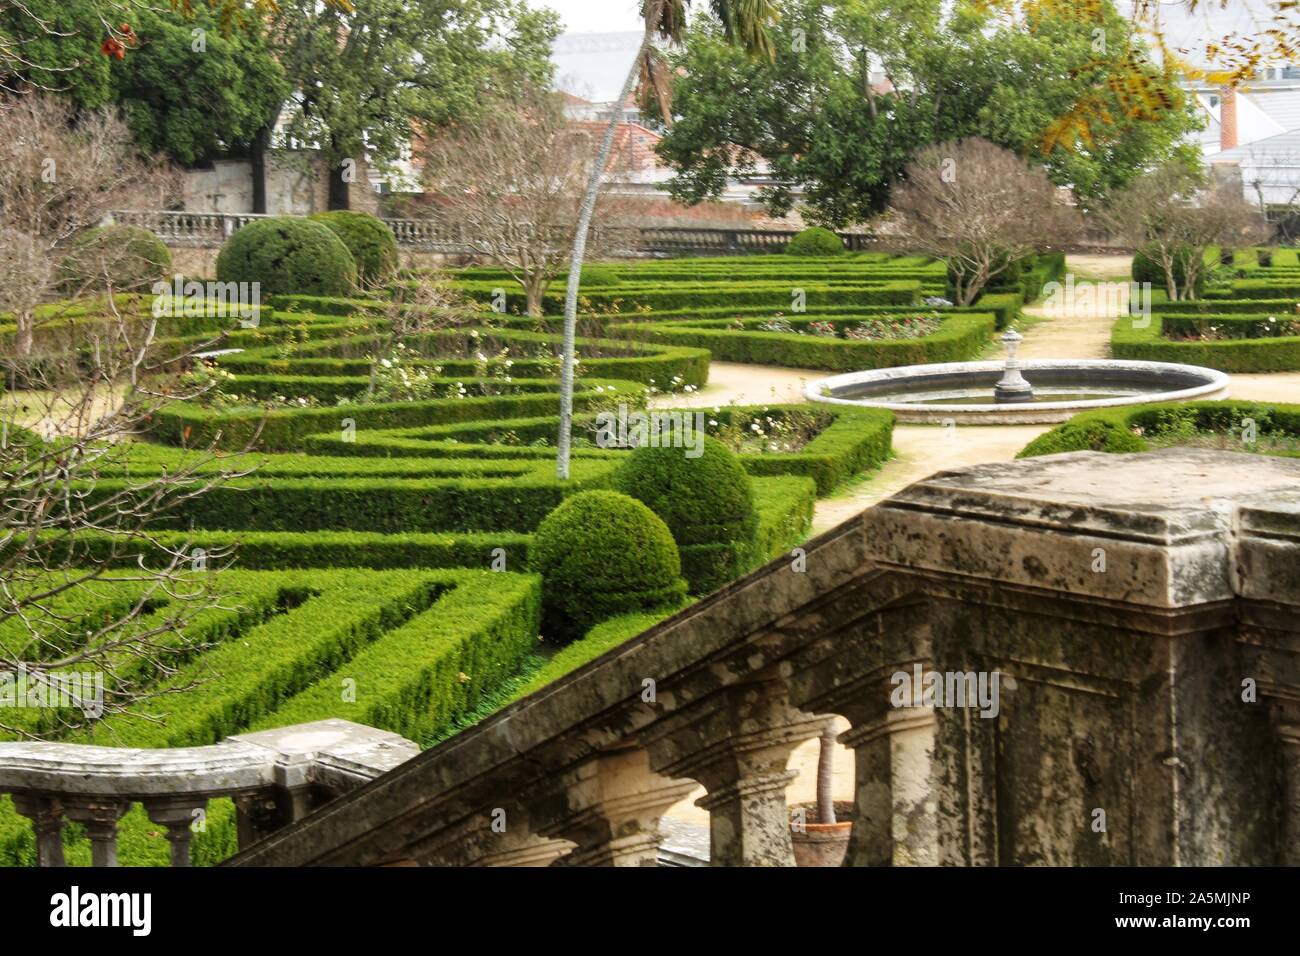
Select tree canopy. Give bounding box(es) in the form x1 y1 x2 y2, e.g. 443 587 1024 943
657 0 1201 226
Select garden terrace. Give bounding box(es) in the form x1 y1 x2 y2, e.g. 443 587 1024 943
0 568 542 866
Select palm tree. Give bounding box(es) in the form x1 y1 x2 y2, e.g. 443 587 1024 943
554 0 779 478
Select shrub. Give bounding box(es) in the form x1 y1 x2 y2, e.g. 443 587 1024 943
614 435 757 593
577 265 622 287
216 216 357 297
787 227 845 257
615 435 755 547
531 490 687 641
1132 244 1202 299
59 225 171 292
308 211 399 287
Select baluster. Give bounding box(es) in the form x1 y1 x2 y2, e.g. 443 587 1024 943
62 799 130 867
11 793 66 867
144 798 208 867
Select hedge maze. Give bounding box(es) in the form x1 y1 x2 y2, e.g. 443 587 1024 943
1113 246 1300 372
5 252 932 864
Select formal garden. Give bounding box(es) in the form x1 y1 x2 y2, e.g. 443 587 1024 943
3 0 1300 881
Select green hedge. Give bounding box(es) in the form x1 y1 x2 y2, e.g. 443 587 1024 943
456 279 925 314
144 378 643 451
1111 313 1300 372
1018 400 1300 458
608 311 995 371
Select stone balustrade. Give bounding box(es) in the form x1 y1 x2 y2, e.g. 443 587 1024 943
107 210 876 256
210 448 1300 867
0 719 417 866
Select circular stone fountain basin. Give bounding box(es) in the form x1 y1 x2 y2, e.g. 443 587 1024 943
805 359 1230 424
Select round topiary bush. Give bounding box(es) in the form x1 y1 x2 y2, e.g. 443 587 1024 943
59 225 171 292
308 211 399 287
616 435 756 546
216 216 357 297
787 226 845 257
1132 244 1202 298
532 490 687 642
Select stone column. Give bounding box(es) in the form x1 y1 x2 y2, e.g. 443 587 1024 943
533 749 698 867
144 798 208 867
642 678 824 866
12 793 66 867
62 799 130 867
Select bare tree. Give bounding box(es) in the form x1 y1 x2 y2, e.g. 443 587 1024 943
0 291 267 739
883 138 1082 306
1098 162 1268 301
421 93 635 318
0 94 178 359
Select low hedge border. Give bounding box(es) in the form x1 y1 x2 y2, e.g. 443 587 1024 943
144 377 644 451
300 404 894 496
455 279 926 314
1111 313 1300 372
607 311 996 371
1017 400 1300 458
31 529 534 572
215 325 711 390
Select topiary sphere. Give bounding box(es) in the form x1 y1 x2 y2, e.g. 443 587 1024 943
216 216 357 297
615 434 756 549
532 490 687 642
1133 244 1202 298
309 211 399 287
787 226 845 257
59 225 171 293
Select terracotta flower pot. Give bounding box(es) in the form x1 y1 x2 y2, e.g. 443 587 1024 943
789 800 854 867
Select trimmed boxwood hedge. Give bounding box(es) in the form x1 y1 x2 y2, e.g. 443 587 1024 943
609 311 996 371
144 377 644 451
456 279 926 314
531 490 688 641
1111 313 1300 372
0 569 541 865
308 211 399 287
59 225 171 292
1018 400 1300 458
300 404 894 496
787 226 845 257
614 436 757 594
216 216 357 297
214 325 711 390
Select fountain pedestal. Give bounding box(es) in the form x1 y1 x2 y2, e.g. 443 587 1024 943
993 329 1034 403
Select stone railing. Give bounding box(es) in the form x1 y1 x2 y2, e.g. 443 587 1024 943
0 719 417 866
108 211 876 256
213 448 1300 867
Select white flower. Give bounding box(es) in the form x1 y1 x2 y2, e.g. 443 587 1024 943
381 359 392 368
